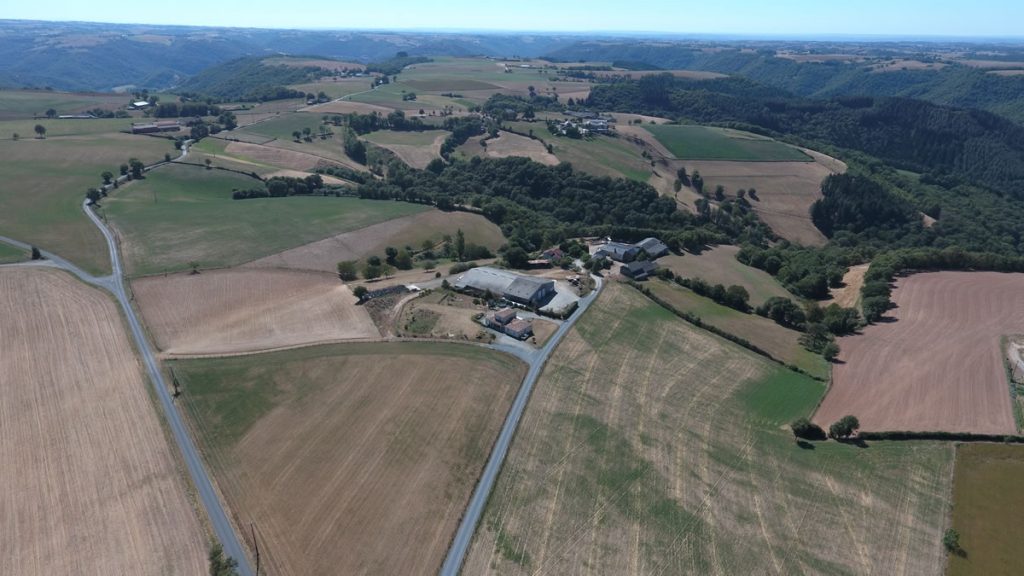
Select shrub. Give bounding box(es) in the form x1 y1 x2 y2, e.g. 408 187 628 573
828 415 860 440
790 417 826 440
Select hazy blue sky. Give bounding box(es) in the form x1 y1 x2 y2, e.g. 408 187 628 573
4 0 1023 37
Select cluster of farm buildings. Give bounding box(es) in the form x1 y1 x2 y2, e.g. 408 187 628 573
593 237 669 280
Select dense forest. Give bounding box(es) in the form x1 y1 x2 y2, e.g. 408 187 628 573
548 42 1024 122
586 74 1024 198
175 57 325 102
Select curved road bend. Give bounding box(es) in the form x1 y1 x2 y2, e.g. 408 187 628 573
441 276 604 576
80 201 254 576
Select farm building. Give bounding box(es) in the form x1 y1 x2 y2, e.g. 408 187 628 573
131 100 150 109
637 237 669 258
131 120 181 134
484 308 534 339
621 260 658 280
594 241 639 262
454 267 555 307
541 247 565 262
583 118 610 132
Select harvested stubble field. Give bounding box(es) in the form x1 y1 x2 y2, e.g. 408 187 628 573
824 263 870 309
176 342 526 576
247 209 504 273
947 444 1024 576
682 153 841 246
133 268 378 355
103 163 427 274
0 132 173 274
0 89 128 120
658 245 794 306
466 283 953 575
0 267 206 575
646 279 828 378
817 271 1023 434
362 129 448 169
483 132 559 165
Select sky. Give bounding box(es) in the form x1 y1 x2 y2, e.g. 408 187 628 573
4 0 1024 38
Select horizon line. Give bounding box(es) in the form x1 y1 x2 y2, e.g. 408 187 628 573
3 17 1024 43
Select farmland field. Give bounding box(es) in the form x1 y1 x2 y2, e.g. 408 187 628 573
646 279 828 378
176 342 525 576
466 283 953 575
658 245 794 306
102 163 428 274
132 268 378 355
499 121 651 181
644 125 812 162
0 132 173 274
0 267 206 575
362 129 448 168
816 271 1022 434
947 444 1024 576
0 89 129 120
481 132 559 165
246 209 504 273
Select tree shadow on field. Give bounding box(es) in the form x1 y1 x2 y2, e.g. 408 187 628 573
796 440 816 450
838 437 869 449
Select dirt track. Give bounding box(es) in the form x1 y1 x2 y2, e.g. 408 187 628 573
816 271 1022 434
0 267 206 575
132 268 379 355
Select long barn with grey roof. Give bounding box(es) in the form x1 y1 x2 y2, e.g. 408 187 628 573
453 267 555 307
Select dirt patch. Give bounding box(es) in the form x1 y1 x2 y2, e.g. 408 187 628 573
531 318 558 346
304 100 398 115
398 290 491 341
0 268 206 575
246 210 504 273
824 263 869 309
132 268 379 355
816 271 1022 434
178 342 526 576
485 132 559 165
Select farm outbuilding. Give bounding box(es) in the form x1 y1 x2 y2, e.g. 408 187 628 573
594 241 639 262
637 237 669 259
454 267 555 307
621 260 658 280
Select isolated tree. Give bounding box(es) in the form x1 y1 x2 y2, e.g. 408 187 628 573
395 250 413 270
45 108 57 119
336 260 358 281
119 163 130 176
790 417 824 440
943 528 963 555
34 124 46 139
101 171 114 185
128 158 144 179
189 261 200 275
828 415 860 440
30 245 42 260
384 246 398 265
292 130 302 142
205 158 212 169
208 543 240 576
352 285 368 301
86 188 101 204
455 228 466 261
363 263 382 280
12 132 18 141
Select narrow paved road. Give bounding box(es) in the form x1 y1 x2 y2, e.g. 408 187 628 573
0 139 255 576
81 201 255 576
440 276 604 576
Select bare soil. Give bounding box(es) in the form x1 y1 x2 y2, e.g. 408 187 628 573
132 268 379 355
824 263 869 309
816 271 1022 434
0 268 206 575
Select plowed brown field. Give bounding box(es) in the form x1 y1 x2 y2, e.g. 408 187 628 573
133 268 378 355
177 342 525 576
816 271 1022 434
0 267 206 575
